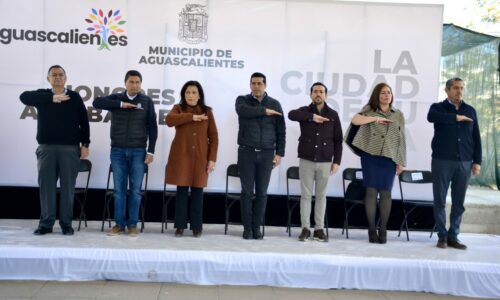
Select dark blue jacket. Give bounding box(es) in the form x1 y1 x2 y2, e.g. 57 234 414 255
235 93 286 156
93 92 158 153
427 99 481 164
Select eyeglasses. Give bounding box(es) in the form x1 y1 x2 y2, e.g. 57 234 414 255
49 74 65 78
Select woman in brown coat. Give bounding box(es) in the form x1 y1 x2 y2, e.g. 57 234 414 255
165 81 218 238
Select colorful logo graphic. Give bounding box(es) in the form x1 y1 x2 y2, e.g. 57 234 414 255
178 4 208 44
85 8 126 50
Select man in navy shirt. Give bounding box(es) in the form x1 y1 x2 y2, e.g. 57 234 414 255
427 77 481 250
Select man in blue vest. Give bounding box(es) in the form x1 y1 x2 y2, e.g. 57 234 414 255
93 70 157 236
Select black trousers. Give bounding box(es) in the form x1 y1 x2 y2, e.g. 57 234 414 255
237 147 274 230
174 186 204 230
36 144 80 229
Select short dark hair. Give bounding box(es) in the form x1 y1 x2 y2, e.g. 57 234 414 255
47 65 66 75
367 82 393 111
179 80 211 113
310 82 327 94
125 70 142 83
250 72 266 85
445 77 463 89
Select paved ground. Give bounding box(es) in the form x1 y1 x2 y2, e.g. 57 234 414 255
0 280 487 300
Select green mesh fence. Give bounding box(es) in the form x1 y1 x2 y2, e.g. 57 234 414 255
440 24 499 189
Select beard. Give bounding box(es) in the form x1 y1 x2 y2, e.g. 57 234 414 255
313 98 324 105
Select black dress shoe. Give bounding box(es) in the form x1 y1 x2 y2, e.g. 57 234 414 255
368 230 378 243
175 228 184 237
62 227 74 236
253 229 263 240
378 229 387 244
242 228 253 240
447 239 467 250
33 227 53 235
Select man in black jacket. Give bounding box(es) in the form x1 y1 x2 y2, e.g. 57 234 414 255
288 82 343 242
20 65 90 236
235 72 286 240
93 70 157 237
427 77 481 250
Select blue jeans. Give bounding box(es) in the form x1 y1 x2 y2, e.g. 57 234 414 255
431 158 472 241
110 147 146 228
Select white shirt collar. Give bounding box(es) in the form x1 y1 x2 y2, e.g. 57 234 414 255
126 92 137 100
251 92 267 102
446 98 461 110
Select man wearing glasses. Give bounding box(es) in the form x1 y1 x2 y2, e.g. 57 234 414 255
20 65 90 236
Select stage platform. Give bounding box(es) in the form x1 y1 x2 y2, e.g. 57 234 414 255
458 186 500 234
0 219 499 299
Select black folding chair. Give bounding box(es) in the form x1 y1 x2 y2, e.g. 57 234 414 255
398 170 435 241
286 166 329 237
101 163 149 232
224 164 265 235
341 168 365 238
55 159 92 231
75 159 92 231
161 164 176 233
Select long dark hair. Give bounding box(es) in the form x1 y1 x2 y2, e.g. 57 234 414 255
179 80 211 113
367 83 393 111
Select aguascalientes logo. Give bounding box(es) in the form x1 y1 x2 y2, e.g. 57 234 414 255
178 4 208 44
85 8 127 50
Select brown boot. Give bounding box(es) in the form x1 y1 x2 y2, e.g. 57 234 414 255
447 239 467 250
175 228 184 237
368 230 378 243
436 237 447 249
193 229 202 238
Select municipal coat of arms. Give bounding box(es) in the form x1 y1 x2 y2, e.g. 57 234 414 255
178 4 208 44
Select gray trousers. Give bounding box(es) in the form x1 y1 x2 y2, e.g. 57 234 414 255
36 144 80 229
431 158 472 241
299 159 331 230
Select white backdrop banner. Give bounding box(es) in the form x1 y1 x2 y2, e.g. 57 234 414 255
0 0 442 198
